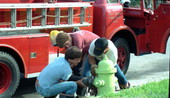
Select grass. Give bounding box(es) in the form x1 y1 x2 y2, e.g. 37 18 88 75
109 79 169 98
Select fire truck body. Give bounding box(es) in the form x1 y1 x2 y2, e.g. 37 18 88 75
123 0 170 54
0 0 169 97
0 1 93 97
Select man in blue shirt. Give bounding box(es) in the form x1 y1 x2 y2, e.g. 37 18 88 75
35 46 83 98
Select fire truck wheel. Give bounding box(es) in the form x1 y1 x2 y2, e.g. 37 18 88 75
114 38 130 74
0 51 20 98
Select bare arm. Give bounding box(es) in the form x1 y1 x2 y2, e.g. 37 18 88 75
76 79 85 88
88 54 96 66
88 54 97 76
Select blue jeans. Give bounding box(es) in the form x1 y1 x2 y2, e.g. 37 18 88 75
35 81 77 97
81 55 128 85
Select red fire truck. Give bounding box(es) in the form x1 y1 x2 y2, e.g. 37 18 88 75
0 0 169 97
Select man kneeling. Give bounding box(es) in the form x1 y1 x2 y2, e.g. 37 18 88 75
35 46 83 98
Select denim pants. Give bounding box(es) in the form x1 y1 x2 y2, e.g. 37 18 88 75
35 81 77 97
81 55 128 85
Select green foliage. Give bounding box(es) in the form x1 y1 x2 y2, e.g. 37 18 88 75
109 79 169 98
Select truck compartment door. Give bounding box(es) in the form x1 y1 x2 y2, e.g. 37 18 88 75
27 34 49 77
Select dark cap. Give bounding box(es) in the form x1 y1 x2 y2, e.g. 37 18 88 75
93 37 108 56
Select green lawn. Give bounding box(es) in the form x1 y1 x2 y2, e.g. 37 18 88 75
110 79 169 98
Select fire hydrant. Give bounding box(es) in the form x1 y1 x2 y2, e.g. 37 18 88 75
93 55 117 97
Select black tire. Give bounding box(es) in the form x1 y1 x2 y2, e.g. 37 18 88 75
114 38 130 74
0 51 20 98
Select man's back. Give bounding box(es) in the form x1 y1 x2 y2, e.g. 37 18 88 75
37 57 72 88
70 30 99 55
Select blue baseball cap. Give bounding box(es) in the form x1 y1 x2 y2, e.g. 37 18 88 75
93 37 108 56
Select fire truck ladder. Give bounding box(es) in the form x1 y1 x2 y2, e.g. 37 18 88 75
0 3 92 32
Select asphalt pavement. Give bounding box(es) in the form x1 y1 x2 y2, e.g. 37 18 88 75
12 37 170 98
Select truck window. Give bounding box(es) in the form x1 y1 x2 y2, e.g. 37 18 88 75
128 0 140 8
107 0 118 3
144 0 154 10
156 0 167 8
83 0 94 1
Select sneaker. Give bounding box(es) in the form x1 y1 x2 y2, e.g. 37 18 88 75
119 82 130 89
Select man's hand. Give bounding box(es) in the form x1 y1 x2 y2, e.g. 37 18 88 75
88 55 97 76
76 79 86 88
91 64 97 76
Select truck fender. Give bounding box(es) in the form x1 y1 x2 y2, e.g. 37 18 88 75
108 25 139 55
0 44 27 74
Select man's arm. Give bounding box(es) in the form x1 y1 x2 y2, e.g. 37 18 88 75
88 54 96 65
76 78 86 87
88 54 97 76
88 39 98 76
